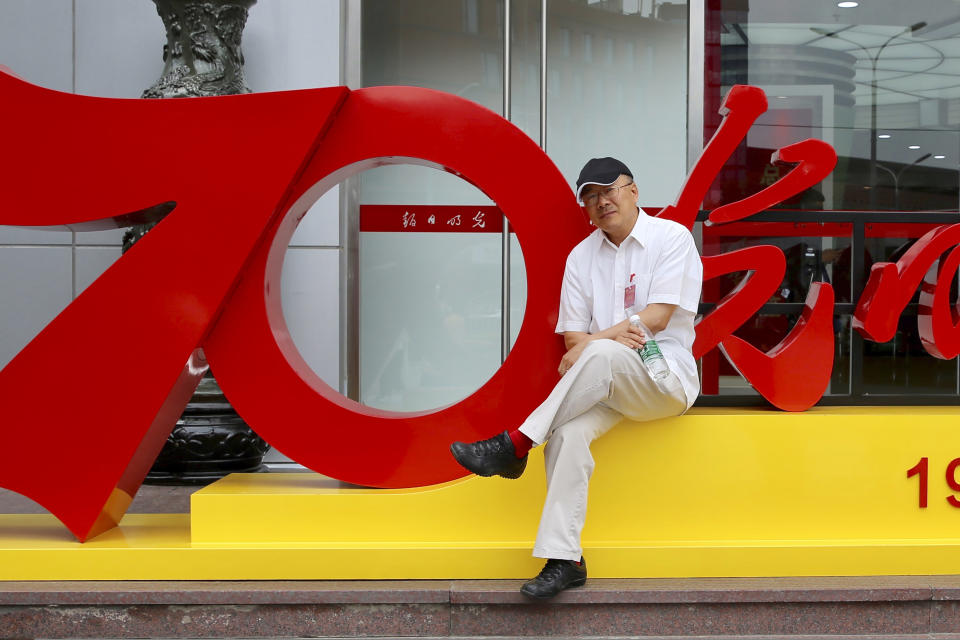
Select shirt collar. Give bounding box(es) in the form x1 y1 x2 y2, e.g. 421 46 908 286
593 207 647 252
627 208 648 248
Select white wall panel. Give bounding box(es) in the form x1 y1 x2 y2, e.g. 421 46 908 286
245 0 343 248
74 246 121 296
0 0 73 92
74 0 162 98
0 247 73 369
244 0 341 92
74 228 126 246
0 226 72 245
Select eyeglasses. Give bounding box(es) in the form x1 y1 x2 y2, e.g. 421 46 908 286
582 182 634 206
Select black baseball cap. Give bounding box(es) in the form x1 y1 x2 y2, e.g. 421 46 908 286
575 157 634 202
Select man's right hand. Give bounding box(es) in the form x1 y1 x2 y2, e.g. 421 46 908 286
558 340 590 376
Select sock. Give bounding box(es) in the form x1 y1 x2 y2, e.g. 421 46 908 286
508 429 533 458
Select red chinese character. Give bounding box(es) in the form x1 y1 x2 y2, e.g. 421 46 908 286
855 223 960 359
659 85 838 412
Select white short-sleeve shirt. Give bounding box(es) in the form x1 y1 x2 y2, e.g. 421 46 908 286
556 210 703 409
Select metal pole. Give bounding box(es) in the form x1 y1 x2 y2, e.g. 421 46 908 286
893 153 932 210
540 0 548 151
850 220 866 399
341 0 362 400
871 28 922 211
501 0 512 363
687 0 706 171
870 57 878 210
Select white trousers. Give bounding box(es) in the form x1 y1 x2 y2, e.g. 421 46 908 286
518 339 687 561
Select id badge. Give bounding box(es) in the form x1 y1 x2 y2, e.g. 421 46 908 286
623 283 636 311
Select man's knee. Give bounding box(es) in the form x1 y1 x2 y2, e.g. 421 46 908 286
582 338 622 360
582 338 634 368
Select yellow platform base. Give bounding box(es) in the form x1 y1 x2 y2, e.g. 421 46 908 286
4 406 960 580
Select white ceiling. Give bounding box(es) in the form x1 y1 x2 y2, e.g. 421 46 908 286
724 23 960 106
722 3 960 167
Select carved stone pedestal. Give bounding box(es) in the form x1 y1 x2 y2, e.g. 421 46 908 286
139 0 269 484
146 376 270 485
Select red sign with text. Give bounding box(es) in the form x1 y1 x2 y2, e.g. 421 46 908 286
359 205 504 232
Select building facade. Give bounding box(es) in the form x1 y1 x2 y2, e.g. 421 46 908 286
2 0 960 428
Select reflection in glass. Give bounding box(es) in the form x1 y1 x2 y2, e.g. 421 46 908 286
703 0 960 405
862 313 958 394
547 0 688 205
859 230 958 395
357 0 689 409
363 0 504 112
709 1 960 212
702 233 854 304
708 311 852 397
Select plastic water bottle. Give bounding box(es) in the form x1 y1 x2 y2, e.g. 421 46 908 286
629 314 670 381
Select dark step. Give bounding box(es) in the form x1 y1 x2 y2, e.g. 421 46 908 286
4 577 960 638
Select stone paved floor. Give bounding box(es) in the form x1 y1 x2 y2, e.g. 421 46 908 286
24 637 960 640
0 483 192 514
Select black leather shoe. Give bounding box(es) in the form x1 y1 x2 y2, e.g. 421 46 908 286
520 557 587 599
449 430 528 479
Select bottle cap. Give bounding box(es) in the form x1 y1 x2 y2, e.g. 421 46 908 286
629 314 650 337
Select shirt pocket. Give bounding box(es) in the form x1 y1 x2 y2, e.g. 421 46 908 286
630 272 653 310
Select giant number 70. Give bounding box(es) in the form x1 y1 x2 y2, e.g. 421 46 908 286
0 70 593 541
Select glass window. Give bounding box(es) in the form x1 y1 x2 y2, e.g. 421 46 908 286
357 0 689 410
707 1 960 213
464 0 480 34
701 228 854 398
859 229 959 395
360 0 506 411
547 0 688 206
703 1 960 405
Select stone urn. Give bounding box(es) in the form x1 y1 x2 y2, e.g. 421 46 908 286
136 0 270 484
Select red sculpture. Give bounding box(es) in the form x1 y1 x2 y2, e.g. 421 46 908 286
658 85 838 412
657 85 769 231
919 244 960 360
856 223 960 359
201 87 588 490
693 245 786 359
0 70 852 540
706 139 838 226
719 282 836 412
0 70 587 539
